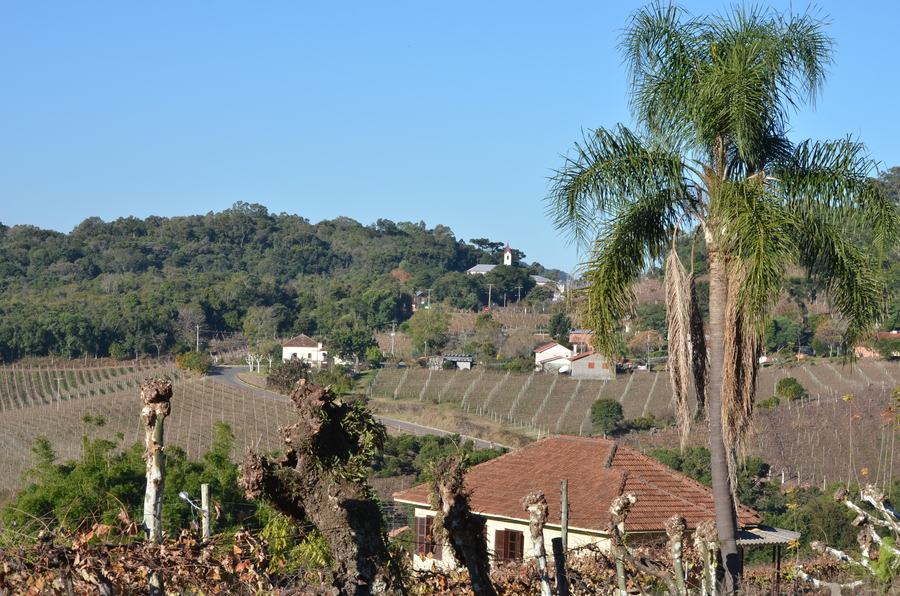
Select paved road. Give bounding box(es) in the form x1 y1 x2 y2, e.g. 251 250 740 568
210 366 503 450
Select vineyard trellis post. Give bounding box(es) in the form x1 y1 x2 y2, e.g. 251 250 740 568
201 482 211 539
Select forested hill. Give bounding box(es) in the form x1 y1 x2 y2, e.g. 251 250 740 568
0 202 564 362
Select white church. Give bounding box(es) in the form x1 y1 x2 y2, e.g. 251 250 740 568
466 244 560 291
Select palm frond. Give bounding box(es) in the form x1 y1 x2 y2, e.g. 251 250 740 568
721 264 761 504
776 138 900 254
546 125 688 249
793 216 886 355
619 1 703 146
715 179 794 332
665 248 692 448
581 192 684 357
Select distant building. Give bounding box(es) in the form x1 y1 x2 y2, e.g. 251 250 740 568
466 243 513 275
412 291 429 312
534 342 573 371
569 330 594 352
568 350 615 380
465 244 564 296
442 354 474 370
282 334 328 364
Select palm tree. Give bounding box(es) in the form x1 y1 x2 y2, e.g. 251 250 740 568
547 3 898 589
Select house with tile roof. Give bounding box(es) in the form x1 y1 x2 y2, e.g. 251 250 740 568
281 333 328 364
394 435 786 569
533 342 573 371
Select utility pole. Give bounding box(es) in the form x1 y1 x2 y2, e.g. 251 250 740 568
426 288 432 309
195 325 200 352
487 284 493 311
516 286 522 311
390 321 396 357
55 377 62 410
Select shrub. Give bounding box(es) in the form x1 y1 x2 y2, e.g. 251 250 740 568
756 395 780 409
175 351 212 374
775 377 807 401
267 359 311 394
590 398 623 438
498 357 534 372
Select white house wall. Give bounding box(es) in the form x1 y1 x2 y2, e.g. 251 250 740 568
408 507 609 571
570 356 614 380
282 346 327 362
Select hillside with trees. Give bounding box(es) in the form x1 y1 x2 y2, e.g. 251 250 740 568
0 205 564 362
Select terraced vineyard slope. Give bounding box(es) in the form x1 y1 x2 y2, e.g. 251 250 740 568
0 371 293 495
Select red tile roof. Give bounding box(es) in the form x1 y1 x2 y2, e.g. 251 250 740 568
568 350 601 362
393 435 761 534
282 334 320 348
534 342 562 354
539 355 568 364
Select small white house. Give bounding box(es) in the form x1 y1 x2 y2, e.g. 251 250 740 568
533 342 573 371
282 334 328 363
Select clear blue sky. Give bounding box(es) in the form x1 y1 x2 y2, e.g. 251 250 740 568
2 1 897 275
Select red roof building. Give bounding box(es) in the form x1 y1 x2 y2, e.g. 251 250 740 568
394 435 780 568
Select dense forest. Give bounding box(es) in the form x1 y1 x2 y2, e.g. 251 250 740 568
0 203 563 362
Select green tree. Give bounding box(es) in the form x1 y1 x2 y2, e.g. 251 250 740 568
329 325 377 367
402 307 451 355
775 377 807 401
483 264 535 306
546 4 898 587
365 345 384 368
267 358 311 394
548 310 572 344
764 315 804 354
590 398 624 438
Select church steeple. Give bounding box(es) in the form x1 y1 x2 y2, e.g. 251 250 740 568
503 243 512 266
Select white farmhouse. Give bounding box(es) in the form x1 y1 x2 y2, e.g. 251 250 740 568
533 342 573 372
281 334 328 364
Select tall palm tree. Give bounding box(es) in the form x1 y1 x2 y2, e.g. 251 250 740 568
547 3 898 589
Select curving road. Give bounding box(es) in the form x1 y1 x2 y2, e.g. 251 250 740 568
210 366 503 450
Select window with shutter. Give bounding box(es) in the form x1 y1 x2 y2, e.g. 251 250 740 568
414 516 442 560
494 528 524 562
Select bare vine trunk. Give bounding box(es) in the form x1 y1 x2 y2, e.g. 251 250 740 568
430 455 497 596
239 379 405 596
522 492 551 596
141 379 172 596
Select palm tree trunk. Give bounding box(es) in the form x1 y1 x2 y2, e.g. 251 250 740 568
706 251 741 591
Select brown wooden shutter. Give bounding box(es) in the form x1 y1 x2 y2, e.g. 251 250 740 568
415 516 428 555
494 529 507 560
426 516 442 560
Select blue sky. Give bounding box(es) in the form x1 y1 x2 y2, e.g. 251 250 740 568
2 1 897 275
